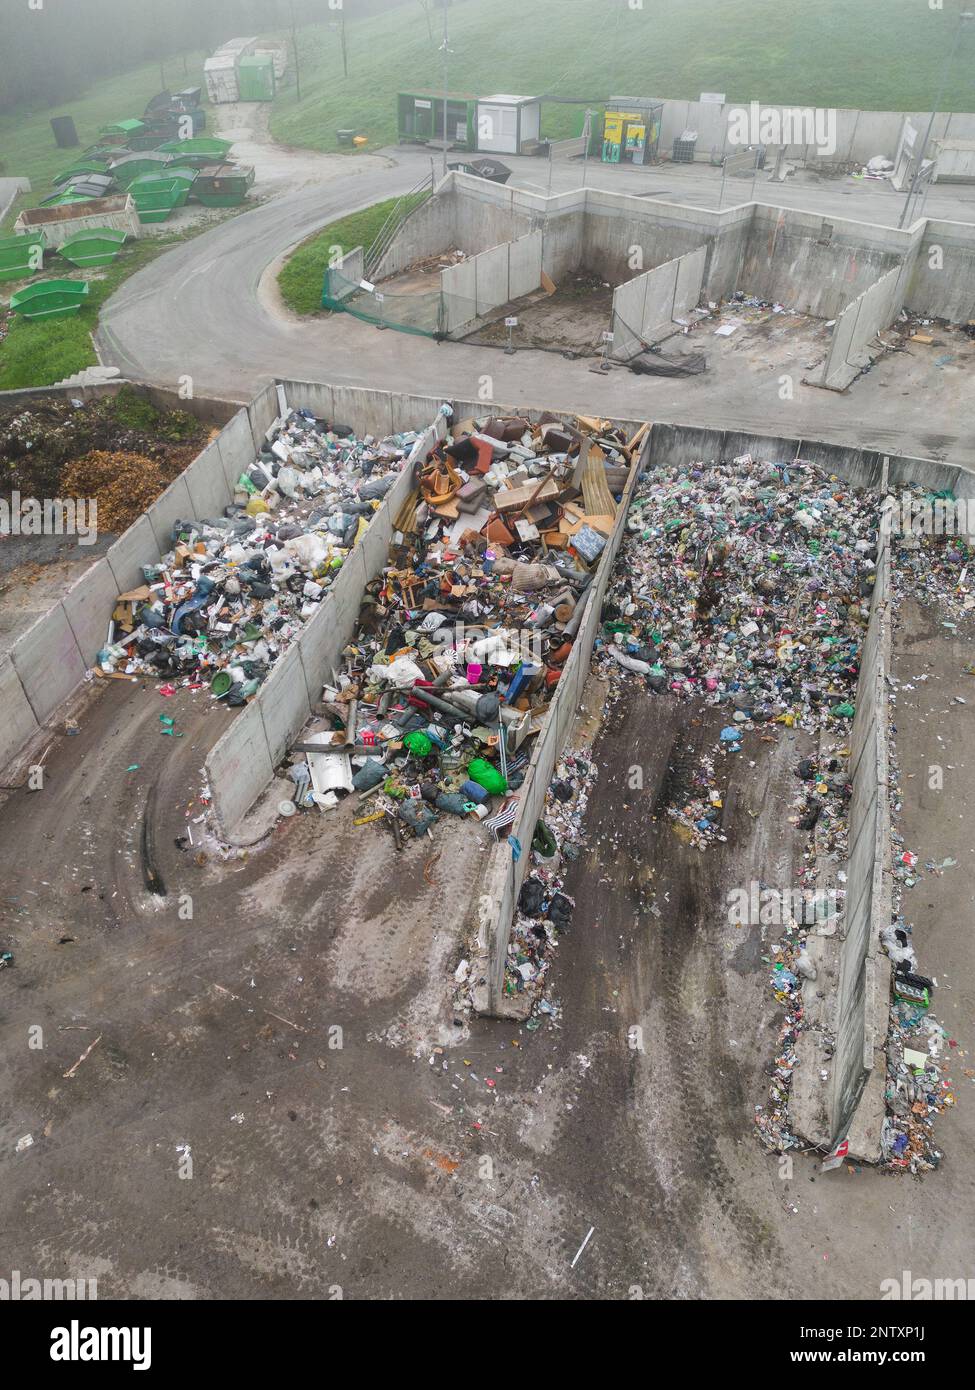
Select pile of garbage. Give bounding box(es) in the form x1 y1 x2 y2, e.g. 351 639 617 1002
887 483 975 620
502 751 594 1015
882 1001 953 1173
281 412 642 834
595 454 878 753
96 410 417 696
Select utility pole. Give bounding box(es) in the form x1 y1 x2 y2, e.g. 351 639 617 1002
898 9 973 228
340 7 348 79
289 0 301 102
441 0 450 180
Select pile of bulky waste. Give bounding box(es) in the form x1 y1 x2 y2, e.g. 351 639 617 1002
96 409 419 698
280 411 644 834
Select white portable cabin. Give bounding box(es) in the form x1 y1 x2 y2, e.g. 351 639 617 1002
205 55 239 105
475 94 541 155
205 36 260 103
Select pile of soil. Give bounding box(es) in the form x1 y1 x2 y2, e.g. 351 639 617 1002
0 387 208 510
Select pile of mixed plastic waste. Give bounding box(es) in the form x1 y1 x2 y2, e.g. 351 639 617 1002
595 453 878 735
281 411 642 837
886 483 975 621
96 410 416 699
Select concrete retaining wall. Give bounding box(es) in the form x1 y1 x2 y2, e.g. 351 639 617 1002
907 219 975 321
610 244 706 358
442 230 544 333
378 177 975 337
654 97 975 168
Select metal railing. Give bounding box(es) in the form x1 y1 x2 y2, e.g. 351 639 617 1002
363 171 435 280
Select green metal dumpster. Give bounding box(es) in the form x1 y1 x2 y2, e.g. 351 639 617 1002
9 279 90 320
129 174 192 223
0 232 46 283
100 119 147 147
157 136 232 162
58 228 127 268
188 163 255 207
108 152 175 187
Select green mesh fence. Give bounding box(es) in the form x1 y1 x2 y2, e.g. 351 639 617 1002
321 268 477 340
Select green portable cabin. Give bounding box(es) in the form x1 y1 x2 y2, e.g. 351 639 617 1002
157 136 232 162
129 173 192 223
58 228 127 268
9 279 89 320
188 162 254 207
238 54 275 102
0 232 46 283
397 91 477 151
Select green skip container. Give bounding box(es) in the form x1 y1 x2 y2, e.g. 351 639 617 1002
0 232 46 283
9 279 90 320
58 228 127 269
129 173 192 223
157 136 232 162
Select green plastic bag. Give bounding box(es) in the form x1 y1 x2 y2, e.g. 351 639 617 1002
467 758 507 795
403 730 432 757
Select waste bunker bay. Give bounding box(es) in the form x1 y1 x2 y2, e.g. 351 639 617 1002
0 382 972 1300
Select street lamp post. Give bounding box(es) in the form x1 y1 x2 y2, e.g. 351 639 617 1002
898 9 974 229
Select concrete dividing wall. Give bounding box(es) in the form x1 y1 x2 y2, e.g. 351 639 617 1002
441 231 544 333
0 659 40 770
816 265 905 390
10 604 87 725
610 245 706 358
827 525 893 1151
